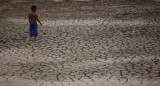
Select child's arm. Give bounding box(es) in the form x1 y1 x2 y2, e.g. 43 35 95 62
36 14 42 25
28 14 31 23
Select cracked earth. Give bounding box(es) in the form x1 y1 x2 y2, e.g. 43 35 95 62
0 0 160 86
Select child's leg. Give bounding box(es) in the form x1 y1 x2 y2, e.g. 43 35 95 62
29 36 32 41
34 36 36 40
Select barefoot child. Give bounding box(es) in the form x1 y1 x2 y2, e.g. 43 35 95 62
29 5 42 41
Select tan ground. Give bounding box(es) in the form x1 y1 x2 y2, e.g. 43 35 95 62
0 0 160 86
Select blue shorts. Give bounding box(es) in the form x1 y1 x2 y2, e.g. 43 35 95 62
29 22 38 36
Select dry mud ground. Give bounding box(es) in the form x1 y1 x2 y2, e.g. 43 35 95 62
0 0 160 86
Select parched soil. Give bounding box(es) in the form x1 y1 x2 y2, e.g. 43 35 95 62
0 0 160 86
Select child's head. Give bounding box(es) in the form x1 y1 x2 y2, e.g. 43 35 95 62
31 5 37 12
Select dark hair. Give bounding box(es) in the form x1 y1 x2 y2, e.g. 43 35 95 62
31 5 37 11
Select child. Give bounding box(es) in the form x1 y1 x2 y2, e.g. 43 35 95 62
29 5 42 41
